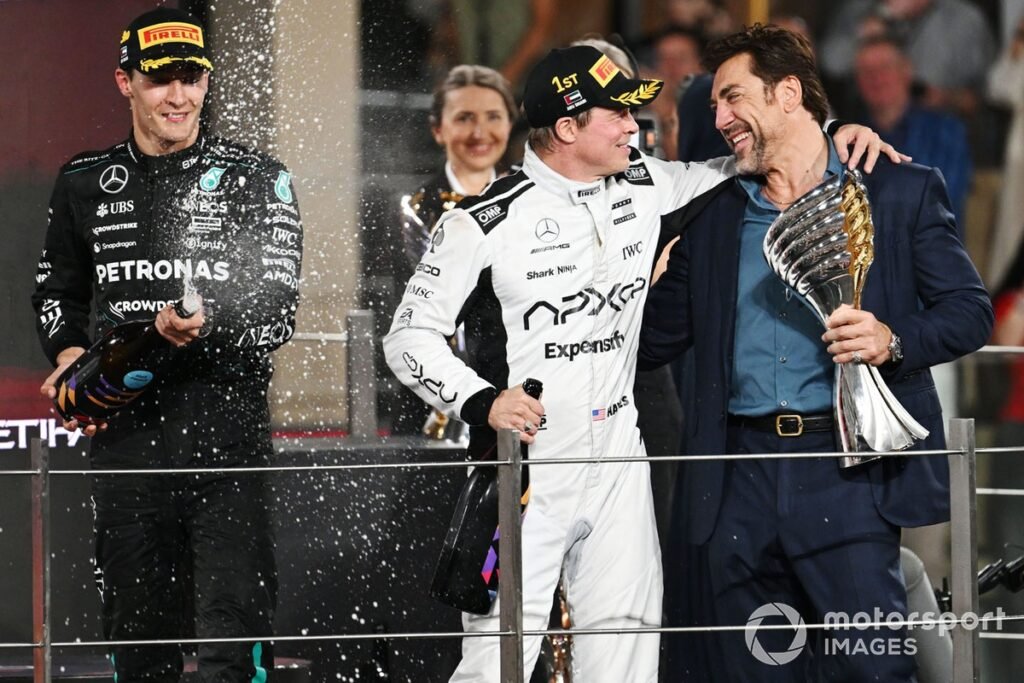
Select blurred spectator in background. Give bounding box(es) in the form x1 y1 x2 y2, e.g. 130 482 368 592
821 0 995 119
663 0 735 38
645 26 708 159
854 34 973 228
986 15 1024 289
439 0 557 89
389 65 516 435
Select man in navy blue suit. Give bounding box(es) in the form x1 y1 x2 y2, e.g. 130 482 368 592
641 25 992 681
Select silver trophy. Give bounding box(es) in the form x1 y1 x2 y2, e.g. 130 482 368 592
762 171 928 467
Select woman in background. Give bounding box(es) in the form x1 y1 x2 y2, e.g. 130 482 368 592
392 64 516 436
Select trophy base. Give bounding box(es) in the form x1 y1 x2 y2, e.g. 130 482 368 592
835 363 929 468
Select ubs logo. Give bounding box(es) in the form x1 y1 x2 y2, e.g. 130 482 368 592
99 165 129 194
535 218 560 243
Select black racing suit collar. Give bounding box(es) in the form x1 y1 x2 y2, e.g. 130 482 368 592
126 131 207 176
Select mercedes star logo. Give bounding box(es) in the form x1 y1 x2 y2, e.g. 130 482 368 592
535 218 560 243
99 165 129 194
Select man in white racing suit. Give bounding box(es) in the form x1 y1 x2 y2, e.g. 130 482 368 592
384 44 895 682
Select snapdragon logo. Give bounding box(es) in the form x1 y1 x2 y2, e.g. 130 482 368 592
745 603 806 666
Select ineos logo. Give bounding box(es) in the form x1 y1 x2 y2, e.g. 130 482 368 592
99 165 129 194
535 218 560 243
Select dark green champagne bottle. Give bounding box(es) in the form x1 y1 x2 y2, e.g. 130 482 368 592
52 279 201 426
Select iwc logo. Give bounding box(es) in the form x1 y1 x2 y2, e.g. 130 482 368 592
99 165 129 194
535 218 560 243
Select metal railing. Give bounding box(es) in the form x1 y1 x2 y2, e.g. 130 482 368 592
6 416 1021 682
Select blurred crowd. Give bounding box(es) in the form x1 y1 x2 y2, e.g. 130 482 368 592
361 0 1024 436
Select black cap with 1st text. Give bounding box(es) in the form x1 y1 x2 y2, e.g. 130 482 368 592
522 45 662 128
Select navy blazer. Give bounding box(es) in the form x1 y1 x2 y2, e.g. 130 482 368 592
640 158 993 545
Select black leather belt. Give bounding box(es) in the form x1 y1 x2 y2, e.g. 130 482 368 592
728 413 834 437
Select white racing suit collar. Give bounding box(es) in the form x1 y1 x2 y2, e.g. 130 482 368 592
522 144 605 206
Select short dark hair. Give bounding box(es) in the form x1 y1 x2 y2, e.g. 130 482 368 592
703 23 830 125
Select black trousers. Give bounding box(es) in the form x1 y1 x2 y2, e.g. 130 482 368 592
91 423 277 683
664 426 916 683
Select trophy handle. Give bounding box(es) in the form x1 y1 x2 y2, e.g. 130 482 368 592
835 363 930 467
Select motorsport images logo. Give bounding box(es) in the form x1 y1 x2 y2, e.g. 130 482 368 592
745 602 806 666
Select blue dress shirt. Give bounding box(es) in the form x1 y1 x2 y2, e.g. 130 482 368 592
728 137 841 416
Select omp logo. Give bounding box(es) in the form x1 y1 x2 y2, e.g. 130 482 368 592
622 242 643 259
523 277 647 330
401 352 458 403
474 205 503 224
622 165 653 185
139 22 204 49
589 54 620 87
544 330 625 361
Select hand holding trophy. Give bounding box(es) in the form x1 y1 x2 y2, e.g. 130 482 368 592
763 170 928 466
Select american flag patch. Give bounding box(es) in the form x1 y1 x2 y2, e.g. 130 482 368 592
592 408 606 421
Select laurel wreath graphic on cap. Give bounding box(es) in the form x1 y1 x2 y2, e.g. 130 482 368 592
610 81 662 106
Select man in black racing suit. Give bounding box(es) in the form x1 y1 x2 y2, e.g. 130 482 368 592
30 9 301 682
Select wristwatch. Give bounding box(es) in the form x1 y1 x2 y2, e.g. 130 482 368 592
887 332 904 364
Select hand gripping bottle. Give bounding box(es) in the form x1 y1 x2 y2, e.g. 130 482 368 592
52 278 202 426
430 378 542 614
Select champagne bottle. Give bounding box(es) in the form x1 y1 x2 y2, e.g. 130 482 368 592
52 277 202 426
430 378 543 614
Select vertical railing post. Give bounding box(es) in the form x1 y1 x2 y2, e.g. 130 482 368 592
31 438 51 683
948 418 979 683
346 309 378 440
497 429 524 682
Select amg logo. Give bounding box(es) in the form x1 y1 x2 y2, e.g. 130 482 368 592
523 278 647 330
474 205 503 224
622 242 643 259
530 243 570 255
544 331 626 361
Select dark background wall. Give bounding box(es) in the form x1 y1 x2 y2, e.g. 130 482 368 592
0 0 179 417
